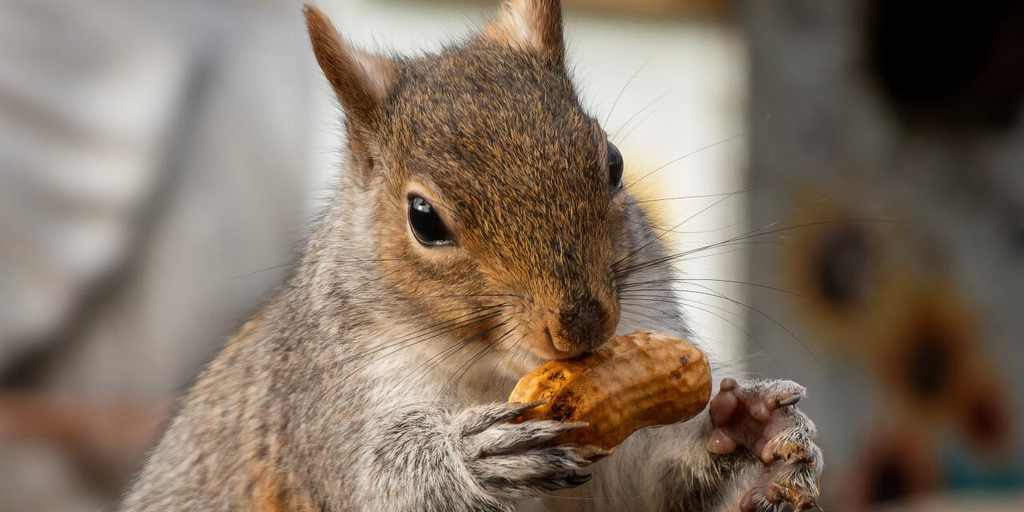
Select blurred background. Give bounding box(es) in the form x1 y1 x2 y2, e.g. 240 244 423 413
0 0 1020 510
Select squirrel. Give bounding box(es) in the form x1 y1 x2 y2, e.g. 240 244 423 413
121 1 823 511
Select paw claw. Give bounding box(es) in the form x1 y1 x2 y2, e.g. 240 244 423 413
456 403 598 497
740 473 819 512
565 471 593 487
774 393 802 409
575 444 615 462
765 482 787 503
739 490 757 512
511 399 548 415
771 438 811 464
459 401 548 436
761 439 778 463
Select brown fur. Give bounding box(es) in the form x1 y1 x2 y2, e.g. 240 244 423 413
120 3 822 511
250 462 318 512
119 3 666 509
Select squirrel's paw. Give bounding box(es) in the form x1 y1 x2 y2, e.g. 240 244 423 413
708 378 823 512
453 401 598 497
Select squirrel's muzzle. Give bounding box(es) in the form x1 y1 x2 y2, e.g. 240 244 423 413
534 293 620 358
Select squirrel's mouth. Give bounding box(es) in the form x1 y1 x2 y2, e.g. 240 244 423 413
521 325 610 364
545 325 610 359
510 296 619 368
517 347 567 375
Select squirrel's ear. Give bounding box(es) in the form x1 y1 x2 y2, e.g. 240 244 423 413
485 0 565 66
304 5 394 127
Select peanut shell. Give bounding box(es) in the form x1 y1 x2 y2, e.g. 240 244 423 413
509 330 712 450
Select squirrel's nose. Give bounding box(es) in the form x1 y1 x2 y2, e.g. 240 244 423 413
545 294 619 356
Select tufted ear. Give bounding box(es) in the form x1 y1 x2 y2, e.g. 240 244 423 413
304 5 395 128
484 0 565 66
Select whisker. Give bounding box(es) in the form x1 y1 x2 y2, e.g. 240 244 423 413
444 323 517 393
610 88 672 142
602 58 651 127
615 104 659 147
411 319 510 391
617 301 685 334
670 288 823 369
626 188 752 206
614 218 888 278
613 187 748 274
625 132 745 190
620 296 781 368
621 278 812 302
487 332 528 385
341 308 505 370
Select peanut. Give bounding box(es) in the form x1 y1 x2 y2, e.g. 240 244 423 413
509 330 712 450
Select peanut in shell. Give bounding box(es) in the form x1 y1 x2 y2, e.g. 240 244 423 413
509 330 712 450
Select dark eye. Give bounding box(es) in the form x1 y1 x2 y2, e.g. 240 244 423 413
607 142 624 190
409 196 453 246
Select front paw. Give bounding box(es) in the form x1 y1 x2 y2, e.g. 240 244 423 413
708 378 823 511
452 401 598 498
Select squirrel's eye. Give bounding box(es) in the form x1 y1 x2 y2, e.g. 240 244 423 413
607 142 624 191
409 196 453 246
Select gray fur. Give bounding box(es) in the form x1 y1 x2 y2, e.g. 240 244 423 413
120 2 822 511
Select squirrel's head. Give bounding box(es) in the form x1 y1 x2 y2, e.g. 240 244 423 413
306 1 647 367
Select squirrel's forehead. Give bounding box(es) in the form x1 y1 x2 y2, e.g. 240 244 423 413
392 45 592 127
400 119 604 198
391 53 602 170
388 45 609 217
420 154 608 228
